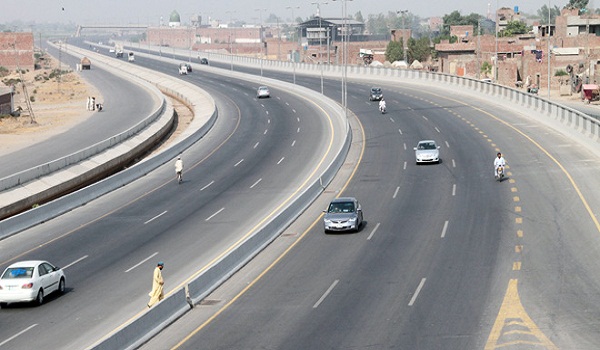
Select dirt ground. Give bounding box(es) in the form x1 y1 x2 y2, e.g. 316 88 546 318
0 55 192 157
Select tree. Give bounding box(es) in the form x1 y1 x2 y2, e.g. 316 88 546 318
405 37 431 63
385 40 403 62
500 20 531 36
566 0 589 10
481 61 493 77
355 11 364 23
537 5 561 24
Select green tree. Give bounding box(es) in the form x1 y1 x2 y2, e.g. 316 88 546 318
481 61 493 77
537 5 561 24
407 37 432 63
355 11 364 23
566 0 589 10
500 20 531 36
385 40 403 62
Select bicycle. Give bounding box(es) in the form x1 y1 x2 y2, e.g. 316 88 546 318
176 171 182 184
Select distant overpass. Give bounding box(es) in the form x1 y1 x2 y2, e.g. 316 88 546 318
76 24 148 37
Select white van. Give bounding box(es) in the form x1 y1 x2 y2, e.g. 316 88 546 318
128 52 135 62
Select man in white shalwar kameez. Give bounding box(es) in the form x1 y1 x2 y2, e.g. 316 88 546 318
148 262 164 308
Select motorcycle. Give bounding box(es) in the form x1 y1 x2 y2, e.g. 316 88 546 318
495 165 504 181
379 104 386 114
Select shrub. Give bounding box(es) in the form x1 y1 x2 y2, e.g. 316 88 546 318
555 69 568 76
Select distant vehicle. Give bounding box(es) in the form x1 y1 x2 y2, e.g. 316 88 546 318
179 65 188 75
323 197 363 233
0 260 66 307
369 87 383 101
199 58 209 65
481 78 493 83
109 48 115 53
256 86 270 98
128 52 135 62
179 63 192 75
116 50 123 58
414 140 440 164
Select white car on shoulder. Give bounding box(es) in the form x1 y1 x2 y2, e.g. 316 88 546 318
0 260 66 307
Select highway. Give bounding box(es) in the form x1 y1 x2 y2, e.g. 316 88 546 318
0 49 338 349
2 43 600 350
141 52 600 349
0 45 160 178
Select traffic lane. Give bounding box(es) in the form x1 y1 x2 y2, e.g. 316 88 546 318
165 83 511 349
0 46 158 177
458 98 600 348
0 75 335 349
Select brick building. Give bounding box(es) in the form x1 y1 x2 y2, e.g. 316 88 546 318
0 32 35 71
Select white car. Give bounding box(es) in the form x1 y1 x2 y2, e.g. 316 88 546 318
0 260 66 307
414 140 440 164
256 86 270 98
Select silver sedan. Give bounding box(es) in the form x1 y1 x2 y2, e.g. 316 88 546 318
323 197 363 233
414 140 440 164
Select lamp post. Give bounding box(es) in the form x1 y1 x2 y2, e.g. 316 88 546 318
226 10 236 70
547 0 551 98
495 0 498 82
286 6 300 52
255 8 266 77
311 1 329 94
332 0 352 120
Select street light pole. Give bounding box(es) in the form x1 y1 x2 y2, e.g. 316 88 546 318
312 1 329 94
226 10 236 71
547 0 551 98
495 0 498 82
332 0 352 120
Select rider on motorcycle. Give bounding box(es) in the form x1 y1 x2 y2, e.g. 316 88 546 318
494 152 506 177
378 98 386 113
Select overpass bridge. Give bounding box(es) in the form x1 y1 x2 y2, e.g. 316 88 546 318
75 24 148 37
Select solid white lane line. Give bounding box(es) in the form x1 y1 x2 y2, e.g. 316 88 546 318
144 211 168 224
253 142 260 149
277 157 285 165
435 127 441 133
452 159 456 168
393 186 400 199
313 279 339 308
291 140 296 147
403 161 407 170
408 278 427 306
200 181 214 191
367 222 380 240
250 178 262 189
234 159 244 167
0 324 38 347
125 252 158 273
445 141 450 148
206 208 225 221
452 184 456 196
441 220 449 238
63 255 88 269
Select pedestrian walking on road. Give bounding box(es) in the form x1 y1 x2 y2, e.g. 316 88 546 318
147 261 164 308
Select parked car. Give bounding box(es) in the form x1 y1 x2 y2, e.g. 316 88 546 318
323 197 363 233
199 58 209 65
414 140 440 164
369 87 383 101
0 260 66 307
257 86 270 98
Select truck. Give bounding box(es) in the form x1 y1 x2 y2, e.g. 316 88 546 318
115 44 124 58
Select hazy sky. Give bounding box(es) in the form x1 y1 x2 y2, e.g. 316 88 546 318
0 0 575 26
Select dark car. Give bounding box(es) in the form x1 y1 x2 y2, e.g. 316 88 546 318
199 58 209 65
323 197 363 233
369 87 383 101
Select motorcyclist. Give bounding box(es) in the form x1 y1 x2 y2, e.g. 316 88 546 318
175 155 184 183
378 98 386 113
494 152 506 177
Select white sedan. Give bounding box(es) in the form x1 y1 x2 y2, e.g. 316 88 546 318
0 260 66 307
414 140 440 164
256 86 270 98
